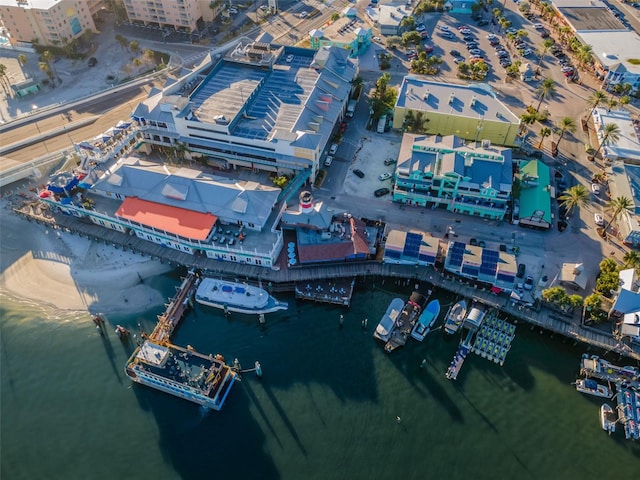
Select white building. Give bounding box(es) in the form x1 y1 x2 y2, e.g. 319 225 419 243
591 108 640 163
132 42 358 184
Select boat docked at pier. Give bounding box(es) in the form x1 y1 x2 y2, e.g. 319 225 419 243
374 298 405 342
125 340 237 410
443 300 467 335
600 404 616 435
575 378 612 398
383 292 428 353
411 299 440 341
195 278 288 315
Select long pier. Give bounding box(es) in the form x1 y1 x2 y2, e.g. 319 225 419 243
149 270 198 344
11 202 640 361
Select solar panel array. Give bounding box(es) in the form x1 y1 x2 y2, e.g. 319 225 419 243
402 232 422 259
480 249 500 277
448 241 466 268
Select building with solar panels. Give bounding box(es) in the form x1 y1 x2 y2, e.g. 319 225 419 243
444 241 517 291
383 229 440 266
131 42 358 185
393 134 513 220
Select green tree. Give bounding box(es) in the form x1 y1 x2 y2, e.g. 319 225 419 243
558 185 591 216
129 41 140 55
602 196 634 237
400 16 415 32
593 123 621 160
575 44 593 68
0 63 10 93
330 13 340 22
585 90 608 123
623 250 640 269
583 293 607 323
402 31 422 47
538 126 551 148
534 78 557 112
536 39 556 71
555 117 576 151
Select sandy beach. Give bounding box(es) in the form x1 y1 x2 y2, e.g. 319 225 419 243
0 200 172 315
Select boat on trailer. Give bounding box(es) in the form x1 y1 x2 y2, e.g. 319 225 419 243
195 278 288 314
443 300 467 335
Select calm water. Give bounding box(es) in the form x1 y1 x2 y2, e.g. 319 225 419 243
2 271 639 480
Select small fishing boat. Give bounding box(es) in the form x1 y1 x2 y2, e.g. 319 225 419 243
443 300 467 335
374 298 405 342
411 299 440 341
600 404 616 435
575 378 612 398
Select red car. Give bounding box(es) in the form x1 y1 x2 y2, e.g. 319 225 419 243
340 121 347 133
423 45 434 53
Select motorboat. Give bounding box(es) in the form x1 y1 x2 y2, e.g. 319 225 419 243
411 299 440 341
374 298 405 342
195 278 288 314
575 378 612 398
443 300 467 335
600 403 616 435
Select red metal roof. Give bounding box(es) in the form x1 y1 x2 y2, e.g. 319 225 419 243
115 197 217 241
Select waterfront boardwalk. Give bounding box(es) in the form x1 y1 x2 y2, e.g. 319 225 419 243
12 203 640 361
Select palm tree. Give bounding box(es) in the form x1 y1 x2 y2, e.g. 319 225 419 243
585 90 608 122
538 127 552 148
558 185 591 216
555 117 576 150
0 63 10 93
40 50 57 85
603 196 634 237
536 39 555 72
575 44 593 68
17 53 28 78
534 78 557 112
623 250 640 269
593 123 621 161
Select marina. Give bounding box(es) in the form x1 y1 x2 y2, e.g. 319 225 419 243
382 291 428 353
470 309 516 366
125 271 240 410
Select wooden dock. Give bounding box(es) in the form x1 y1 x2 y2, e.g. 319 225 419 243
149 271 198 344
12 203 640 361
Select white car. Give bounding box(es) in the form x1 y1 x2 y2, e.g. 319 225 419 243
324 156 334 167
415 24 426 32
228 7 238 14
460 28 472 35
533 23 544 30
440 25 450 32
378 172 392 181
486 34 498 40
594 213 604 226
522 48 533 57
373 36 382 43
329 143 338 155
299 11 309 18
591 183 601 195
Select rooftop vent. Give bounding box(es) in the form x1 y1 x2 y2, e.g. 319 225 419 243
423 89 430 101
449 93 455 105
470 96 477 107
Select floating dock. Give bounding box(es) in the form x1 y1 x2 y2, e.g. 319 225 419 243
471 309 516 366
125 270 240 410
295 277 355 306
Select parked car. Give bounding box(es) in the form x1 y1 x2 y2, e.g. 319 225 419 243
416 23 427 32
517 263 526 278
486 34 498 41
469 48 482 55
463 35 476 42
496 50 509 58
533 23 544 30
469 238 478 246
353 169 365 178
450 49 461 57
329 143 338 155
524 275 534 290
88 57 97 67
441 31 454 39
374 187 391 197
460 28 472 35
499 244 507 252
440 25 450 32
378 172 392 181
477 19 489 26
384 157 397 166
522 48 534 57
594 213 604 226
423 45 434 53
324 156 334 167
591 183 601 194
299 10 309 18
286 54 294 63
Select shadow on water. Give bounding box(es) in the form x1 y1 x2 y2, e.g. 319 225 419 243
241 379 283 448
261 381 307 457
98 326 123 386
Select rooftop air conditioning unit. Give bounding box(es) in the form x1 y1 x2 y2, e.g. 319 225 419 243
482 139 491 148
470 96 477 107
449 93 455 104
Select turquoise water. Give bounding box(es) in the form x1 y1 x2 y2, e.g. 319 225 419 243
2 272 639 479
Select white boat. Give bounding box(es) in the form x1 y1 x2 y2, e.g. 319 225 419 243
575 378 612 398
374 298 405 342
411 299 440 341
195 278 288 314
443 300 467 335
600 404 616 435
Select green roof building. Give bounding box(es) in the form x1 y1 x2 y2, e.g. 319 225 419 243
516 160 553 230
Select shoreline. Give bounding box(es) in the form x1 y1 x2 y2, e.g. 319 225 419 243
0 201 172 315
